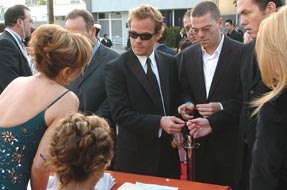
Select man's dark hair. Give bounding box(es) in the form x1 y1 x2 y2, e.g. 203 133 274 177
66 9 94 32
192 1 221 20
4 4 29 27
225 19 233 25
252 0 285 10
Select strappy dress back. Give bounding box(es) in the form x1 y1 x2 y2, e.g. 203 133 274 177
0 90 69 190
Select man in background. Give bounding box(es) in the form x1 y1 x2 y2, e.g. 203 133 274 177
0 4 34 94
174 27 186 51
154 24 177 56
101 33 113 48
65 9 119 129
225 19 243 42
182 9 198 45
235 0 285 190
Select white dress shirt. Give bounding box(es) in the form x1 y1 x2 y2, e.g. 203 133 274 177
202 35 224 98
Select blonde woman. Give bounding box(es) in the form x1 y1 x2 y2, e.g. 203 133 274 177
250 5 287 190
47 112 114 190
0 24 91 189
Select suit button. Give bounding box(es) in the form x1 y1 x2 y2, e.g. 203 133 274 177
249 90 254 95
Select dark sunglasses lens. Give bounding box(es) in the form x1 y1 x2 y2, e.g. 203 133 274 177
140 33 153 40
129 31 153 40
129 31 138 39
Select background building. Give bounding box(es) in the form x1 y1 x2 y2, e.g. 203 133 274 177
2 0 286 49
86 0 239 49
0 0 86 28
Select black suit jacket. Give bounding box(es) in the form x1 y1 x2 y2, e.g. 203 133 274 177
250 90 287 190
106 49 180 178
177 36 243 187
227 29 243 43
234 40 270 188
101 38 113 48
175 32 186 50
68 44 119 119
0 30 32 94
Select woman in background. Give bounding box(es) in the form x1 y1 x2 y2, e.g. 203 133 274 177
250 5 287 190
0 24 91 189
47 112 114 190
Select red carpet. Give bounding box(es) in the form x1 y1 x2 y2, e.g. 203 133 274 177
180 162 187 180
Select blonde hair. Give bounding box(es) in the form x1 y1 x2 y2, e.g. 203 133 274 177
29 24 92 79
252 5 287 114
47 112 114 188
128 4 164 35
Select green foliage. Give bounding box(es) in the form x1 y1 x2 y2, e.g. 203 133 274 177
39 0 47 5
166 26 181 48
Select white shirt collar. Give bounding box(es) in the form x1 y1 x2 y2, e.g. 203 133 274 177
5 28 23 43
137 51 156 70
201 34 224 56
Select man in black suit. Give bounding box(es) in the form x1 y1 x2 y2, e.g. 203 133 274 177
234 1 284 190
106 4 185 179
225 19 243 42
174 27 186 51
177 1 242 188
65 9 119 121
0 4 33 94
101 34 113 48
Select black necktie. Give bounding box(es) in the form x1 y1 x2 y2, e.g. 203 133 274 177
146 57 163 113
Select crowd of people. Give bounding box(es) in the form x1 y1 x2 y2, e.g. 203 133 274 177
0 0 287 190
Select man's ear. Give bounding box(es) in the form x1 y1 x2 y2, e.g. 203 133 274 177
265 2 277 14
91 26 97 35
16 18 23 26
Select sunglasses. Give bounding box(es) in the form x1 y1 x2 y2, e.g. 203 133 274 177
129 30 155 40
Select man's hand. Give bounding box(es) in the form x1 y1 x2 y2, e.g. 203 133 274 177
186 118 212 139
160 116 185 135
196 102 221 118
177 102 195 120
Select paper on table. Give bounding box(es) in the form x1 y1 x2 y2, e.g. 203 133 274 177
117 182 148 190
136 182 178 190
117 182 178 190
27 172 115 190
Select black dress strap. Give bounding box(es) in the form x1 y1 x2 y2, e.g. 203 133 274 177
46 90 69 109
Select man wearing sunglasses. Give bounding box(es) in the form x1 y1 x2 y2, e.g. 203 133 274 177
106 4 185 178
177 1 243 188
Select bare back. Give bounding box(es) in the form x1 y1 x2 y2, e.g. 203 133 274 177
0 74 79 128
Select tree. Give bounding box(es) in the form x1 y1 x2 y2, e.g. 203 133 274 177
47 0 54 24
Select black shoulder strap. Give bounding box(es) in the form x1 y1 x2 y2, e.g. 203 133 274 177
46 90 69 109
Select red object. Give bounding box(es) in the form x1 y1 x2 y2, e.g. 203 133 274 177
180 162 187 180
108 170 231 190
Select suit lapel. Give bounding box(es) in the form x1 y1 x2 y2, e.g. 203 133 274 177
208 37 229 98
126 50 158 104
192 47 207 100
79 46 105 86
155 52 170 114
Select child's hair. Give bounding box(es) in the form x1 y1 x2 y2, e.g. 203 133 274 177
47 112 114 187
